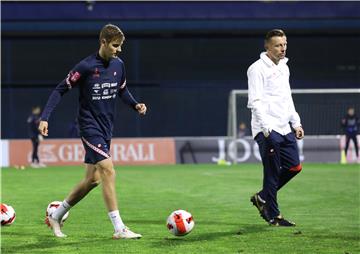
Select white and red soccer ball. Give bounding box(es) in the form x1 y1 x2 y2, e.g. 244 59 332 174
45 201 69 226
1 203 16 226
166 210 195 236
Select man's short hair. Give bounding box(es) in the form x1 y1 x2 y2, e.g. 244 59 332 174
99 24 124 44
265 29 286 42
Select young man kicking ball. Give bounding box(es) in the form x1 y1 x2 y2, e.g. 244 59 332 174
39 24 147 239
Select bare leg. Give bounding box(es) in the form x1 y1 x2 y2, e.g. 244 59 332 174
94 158 142 239
48 164 101 238
54 164 101 208
66 164 101 206
96 158 118 211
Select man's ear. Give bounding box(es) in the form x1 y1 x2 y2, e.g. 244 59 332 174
101 38 107 46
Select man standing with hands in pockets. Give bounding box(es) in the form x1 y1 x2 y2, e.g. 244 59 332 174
247 29 304 226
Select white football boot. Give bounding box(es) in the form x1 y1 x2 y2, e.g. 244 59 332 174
113 227 142 239
38 162 47 168
46 215 67 238
30 162 40 168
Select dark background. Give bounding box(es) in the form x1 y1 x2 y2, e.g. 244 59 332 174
2 1 360 138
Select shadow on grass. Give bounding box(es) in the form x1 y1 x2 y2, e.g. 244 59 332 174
152 224 269 248
305 231 360 242
126 219 245 227
235 223 271 235
1 233 109 254
2 235 62 254
153 230 235 248
125 219 168 225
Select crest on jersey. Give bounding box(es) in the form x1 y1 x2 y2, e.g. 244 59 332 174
70 72 81 82
66 71 81 88
93 68 100 78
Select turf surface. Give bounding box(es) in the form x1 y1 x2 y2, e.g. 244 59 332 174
1 163 359 254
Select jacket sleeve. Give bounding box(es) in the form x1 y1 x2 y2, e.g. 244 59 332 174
247 65 271 131
41 62 88 121
287 67 301 128
288 94 301 128
118 62 138 109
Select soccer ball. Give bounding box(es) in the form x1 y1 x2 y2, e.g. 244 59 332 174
166 210 194 236
1 203 16 226
45 201 69 226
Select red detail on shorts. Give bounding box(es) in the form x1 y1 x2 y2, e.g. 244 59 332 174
174 213 187 234
289 164 302 172
81 137 110 159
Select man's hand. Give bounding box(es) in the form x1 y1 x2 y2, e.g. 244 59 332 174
38 121 49 136
294 126 304 140
38 134 44 141
135 103 147 115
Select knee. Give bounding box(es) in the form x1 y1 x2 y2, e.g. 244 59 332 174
96 159 115 178
85 176 101 189
99 166 116 178
90 179 101 188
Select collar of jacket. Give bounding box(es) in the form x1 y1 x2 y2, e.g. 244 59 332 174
260 52 288 67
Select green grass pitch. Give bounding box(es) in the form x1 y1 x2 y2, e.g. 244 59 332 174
1 163 359 254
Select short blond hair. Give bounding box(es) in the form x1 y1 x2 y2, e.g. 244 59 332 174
99 24 124 44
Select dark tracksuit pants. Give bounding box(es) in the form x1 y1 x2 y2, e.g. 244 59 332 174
255 131 302 219
345 133 359 157
31 137 39 163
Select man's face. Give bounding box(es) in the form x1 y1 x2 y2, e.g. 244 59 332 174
101 38 123 60
348 108 355 116
265 36 287 64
